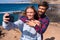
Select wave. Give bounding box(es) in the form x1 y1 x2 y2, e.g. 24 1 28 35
0 10 22 14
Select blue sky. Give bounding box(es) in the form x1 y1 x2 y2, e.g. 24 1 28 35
0 0 31 3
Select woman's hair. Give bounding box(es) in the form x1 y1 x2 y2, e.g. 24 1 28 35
23 6 39 20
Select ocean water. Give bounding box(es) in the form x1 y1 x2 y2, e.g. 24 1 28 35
0 3 38 12
0 3 38 25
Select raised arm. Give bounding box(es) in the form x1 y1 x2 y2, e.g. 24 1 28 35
2 13 23 32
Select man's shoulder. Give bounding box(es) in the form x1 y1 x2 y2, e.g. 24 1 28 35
45 16 49 20
39 16 50 22
44 16 50 22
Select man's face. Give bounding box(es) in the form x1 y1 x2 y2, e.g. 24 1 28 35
38 6 47 15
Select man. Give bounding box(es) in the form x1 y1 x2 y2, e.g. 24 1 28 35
36 1 50 40
27 1 50 40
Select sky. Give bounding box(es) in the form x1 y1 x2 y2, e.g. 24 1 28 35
0 0 32 3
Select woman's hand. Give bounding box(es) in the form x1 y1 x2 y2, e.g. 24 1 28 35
3 13 10 23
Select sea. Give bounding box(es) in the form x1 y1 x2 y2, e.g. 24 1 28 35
0 3 38 25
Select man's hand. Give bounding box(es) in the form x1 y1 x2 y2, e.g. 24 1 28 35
34 20 41 26
26 20 41 27
26 20 36 27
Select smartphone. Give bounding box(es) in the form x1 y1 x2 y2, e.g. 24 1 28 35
5 14 14 22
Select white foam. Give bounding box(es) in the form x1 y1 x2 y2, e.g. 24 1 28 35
0 10 22 14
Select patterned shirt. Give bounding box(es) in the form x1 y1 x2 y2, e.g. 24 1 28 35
34 16 50 34
20 16 50 34
20 16 50 40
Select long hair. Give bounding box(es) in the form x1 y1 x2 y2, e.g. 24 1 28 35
23 6 39 20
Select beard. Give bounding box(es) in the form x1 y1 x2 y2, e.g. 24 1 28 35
38 12 45 16
38 11 42 15
38 11 46 18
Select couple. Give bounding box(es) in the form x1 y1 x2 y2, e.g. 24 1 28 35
2 1 50 40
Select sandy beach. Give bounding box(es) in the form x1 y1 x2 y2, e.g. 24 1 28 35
0 22 60 40
43 22 60 40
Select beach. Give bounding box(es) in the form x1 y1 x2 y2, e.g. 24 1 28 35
43 22 60 40
0 22 60 40
0 0 60 40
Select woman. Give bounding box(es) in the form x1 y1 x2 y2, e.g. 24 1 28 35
2 6 41 40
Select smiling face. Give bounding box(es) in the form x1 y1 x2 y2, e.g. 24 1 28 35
38 6 47 16
26 8 35 20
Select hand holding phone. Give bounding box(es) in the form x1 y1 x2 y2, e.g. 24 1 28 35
3 13 14 23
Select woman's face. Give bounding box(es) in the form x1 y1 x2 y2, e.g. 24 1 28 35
26 8 35 20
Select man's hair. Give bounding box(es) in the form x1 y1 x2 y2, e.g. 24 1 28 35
38 1 49 10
